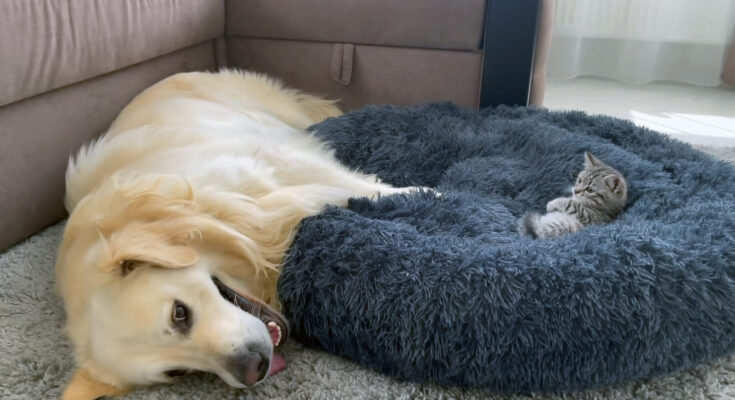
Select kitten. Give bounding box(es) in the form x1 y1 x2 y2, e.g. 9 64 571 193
520 152 627 239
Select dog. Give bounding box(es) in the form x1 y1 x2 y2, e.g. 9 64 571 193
56 70 421 399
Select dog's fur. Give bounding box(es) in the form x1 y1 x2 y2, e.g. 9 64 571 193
56 70 416 399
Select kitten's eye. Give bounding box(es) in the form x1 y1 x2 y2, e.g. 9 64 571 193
585 187 594 192
577 178 582 184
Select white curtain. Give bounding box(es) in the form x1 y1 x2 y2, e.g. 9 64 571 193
548 0 735 86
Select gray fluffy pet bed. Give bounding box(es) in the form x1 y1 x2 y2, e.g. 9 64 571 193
278 104 735 392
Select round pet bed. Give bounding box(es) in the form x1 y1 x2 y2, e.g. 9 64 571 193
277 103 735 392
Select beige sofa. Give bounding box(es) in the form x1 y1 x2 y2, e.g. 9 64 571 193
0 0 553 251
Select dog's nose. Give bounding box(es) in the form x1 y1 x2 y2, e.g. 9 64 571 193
231 351 269 386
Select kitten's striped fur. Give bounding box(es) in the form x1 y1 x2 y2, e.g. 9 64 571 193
520 152 627 239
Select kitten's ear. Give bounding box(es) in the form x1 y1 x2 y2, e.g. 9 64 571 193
584 152 603 168
605 175 622 192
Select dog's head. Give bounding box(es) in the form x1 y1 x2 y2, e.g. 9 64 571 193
56 174 291 399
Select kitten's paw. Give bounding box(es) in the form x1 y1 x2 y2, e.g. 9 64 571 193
546 198 567 212
518 212 540 237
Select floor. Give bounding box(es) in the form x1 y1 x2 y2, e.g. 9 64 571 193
544 77 735 147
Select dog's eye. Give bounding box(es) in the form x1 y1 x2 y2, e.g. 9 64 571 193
173 304 187 321
171 300 192 333
120 259 140 276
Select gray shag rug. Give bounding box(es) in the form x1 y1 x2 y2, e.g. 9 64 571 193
1 145 734 400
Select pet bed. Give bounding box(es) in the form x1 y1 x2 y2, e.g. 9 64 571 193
277 103 735 392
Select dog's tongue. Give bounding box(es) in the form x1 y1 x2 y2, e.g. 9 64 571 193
269 350 287 376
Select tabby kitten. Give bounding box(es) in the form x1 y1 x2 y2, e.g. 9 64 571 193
520 152 627 239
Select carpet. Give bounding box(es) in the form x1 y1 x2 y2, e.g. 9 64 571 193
1 132 734 400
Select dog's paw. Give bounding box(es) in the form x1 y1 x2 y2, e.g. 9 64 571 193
372 186 440 200
396 186 442 197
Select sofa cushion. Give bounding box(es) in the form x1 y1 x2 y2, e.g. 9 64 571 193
0 0 224 107
228 38 482 110
0 42 216 251
226 0 486 51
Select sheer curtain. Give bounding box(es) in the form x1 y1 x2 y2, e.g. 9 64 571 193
548 0 735 86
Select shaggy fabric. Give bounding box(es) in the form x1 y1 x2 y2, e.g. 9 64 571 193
279 103 735 393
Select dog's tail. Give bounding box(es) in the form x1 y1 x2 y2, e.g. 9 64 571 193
518 212 539 239
296 93 343 123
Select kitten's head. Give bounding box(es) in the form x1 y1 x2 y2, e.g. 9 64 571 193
572 152 627 210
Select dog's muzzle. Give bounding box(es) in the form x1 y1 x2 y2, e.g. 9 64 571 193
212 276 289 348
212 276 290 386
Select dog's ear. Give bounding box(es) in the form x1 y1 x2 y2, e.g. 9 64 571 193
105 221 199 275
84 174 200 275
62 368 129 400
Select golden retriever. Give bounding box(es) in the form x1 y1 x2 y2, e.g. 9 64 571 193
56 70 420 399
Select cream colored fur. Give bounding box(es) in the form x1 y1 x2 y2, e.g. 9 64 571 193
56 70 417 399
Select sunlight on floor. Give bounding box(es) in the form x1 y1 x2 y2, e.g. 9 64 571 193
545 77 735 147
631 111 735 138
